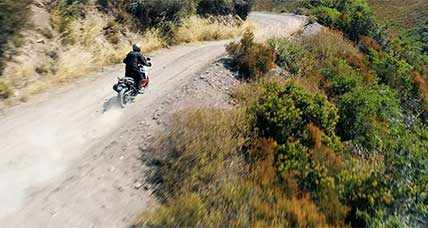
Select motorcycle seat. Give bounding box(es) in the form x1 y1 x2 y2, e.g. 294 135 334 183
123 77 135 82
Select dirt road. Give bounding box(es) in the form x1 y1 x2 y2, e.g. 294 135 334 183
0 13 308 227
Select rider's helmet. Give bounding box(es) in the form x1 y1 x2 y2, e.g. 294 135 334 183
132 43 141 52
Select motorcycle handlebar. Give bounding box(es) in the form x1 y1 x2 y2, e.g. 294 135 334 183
138 63 152 67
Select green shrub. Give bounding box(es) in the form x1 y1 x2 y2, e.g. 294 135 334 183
338 85 401 151
251 81 350 225
124 0 197 36
341 123 428 226
412 21 428 54
320 59 364 97
391 30 428 69
52 0 90 36
308 0 376 41
268 38 313 76
312 6 341 27
384 125 428 224
0 81 12 99
233 0 253 20
227 30 275 79
370 51 417 99
196 0 252 19
197 0 234 16
340 0 375 40
252 82 339 144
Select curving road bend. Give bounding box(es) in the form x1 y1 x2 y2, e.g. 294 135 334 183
0 13 308 227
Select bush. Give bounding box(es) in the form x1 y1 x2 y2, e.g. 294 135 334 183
312 6 341 27
127 0 195 30
338 85 401 151
251 81 349 225
55 0 90 32
370 50 417 99
411 21 428 54
0 0 32 73
320 60 364 97
308 0 376 41
197 0 234 16
340 0 375 41
138 108 252 226
252 81 339 144
0 81 12 99
268 38 314 76
227 30 275 79
233 0 253 20
390 30 428 70
196 0 252 19
413 72 428 113
142 78 427 227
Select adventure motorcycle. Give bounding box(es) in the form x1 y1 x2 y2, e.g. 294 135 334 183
113 58 151 108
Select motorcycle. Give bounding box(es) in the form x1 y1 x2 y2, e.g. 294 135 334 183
113 58 151 108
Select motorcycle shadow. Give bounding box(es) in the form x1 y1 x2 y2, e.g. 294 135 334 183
102 95 121 113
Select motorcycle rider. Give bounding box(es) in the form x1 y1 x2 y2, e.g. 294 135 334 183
123 44 151 91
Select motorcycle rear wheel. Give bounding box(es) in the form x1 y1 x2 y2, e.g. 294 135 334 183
118 89 131 108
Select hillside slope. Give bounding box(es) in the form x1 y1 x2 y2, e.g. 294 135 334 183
368 0 428 29
0 0 249 105
0 13 308 228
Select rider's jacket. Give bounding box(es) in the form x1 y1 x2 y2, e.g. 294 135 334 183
123 51 149 78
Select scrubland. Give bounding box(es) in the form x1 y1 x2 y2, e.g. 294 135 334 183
139 1 428 227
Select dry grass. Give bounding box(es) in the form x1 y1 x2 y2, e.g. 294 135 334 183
55 45 95 83
302 29 363 66
413 71 428 111
24 81 48 96
3 58 37 89
137 108 249 225
138 29 166 53
232 76 287 106
0 80 12 99
53 13 149 83
1 10 245 103
49 12 169 85
174 16 243 43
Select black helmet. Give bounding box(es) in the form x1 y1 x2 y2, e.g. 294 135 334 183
132 44 141 52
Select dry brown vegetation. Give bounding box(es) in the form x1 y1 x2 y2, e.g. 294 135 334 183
413 71 428 111
174 15 244 43
0 6 244 105
226 30 276 79
138 103 331 227
368 0 428 30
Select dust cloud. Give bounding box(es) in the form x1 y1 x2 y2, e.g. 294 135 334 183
0 103 124 220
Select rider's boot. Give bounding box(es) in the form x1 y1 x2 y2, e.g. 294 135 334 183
138 83 145 94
